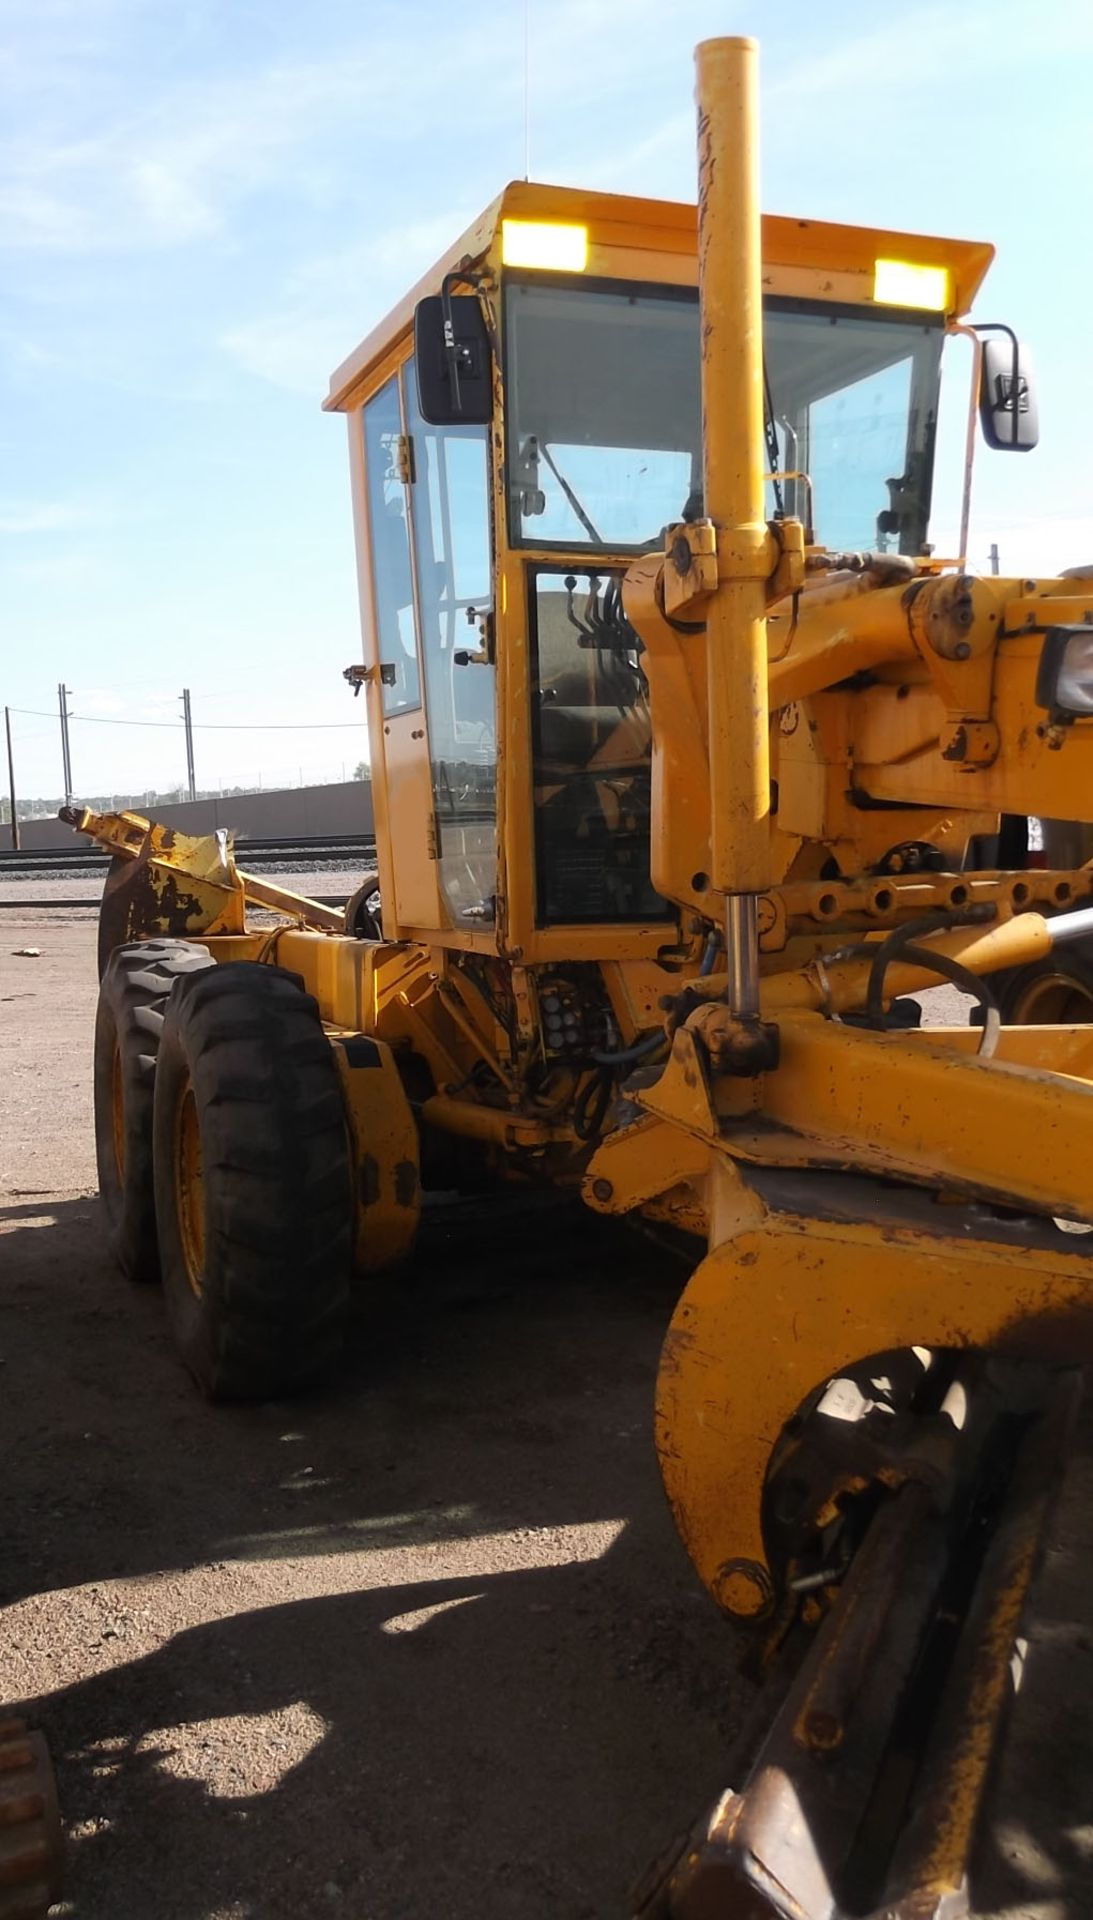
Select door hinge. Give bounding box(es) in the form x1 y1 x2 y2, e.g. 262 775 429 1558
394 433 415 486
426 810 441 861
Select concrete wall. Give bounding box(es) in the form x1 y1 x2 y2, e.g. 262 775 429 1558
17 781 376 850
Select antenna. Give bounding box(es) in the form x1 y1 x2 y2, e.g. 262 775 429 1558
523 0 531 180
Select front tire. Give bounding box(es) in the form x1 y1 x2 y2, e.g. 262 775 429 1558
152 963 352 1401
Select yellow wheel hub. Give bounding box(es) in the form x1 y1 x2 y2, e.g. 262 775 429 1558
1010 968 1093 1024
175 1081 206 1298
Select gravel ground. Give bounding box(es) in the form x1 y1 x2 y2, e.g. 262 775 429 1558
0 910 748 1920
1 907 1090 1919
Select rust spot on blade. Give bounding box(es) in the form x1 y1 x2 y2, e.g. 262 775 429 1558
394 1159 418 1208
358 1155 380 1207
659 1324 694 1385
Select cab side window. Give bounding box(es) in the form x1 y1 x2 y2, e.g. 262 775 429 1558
363 377 421 716
406 366 497 926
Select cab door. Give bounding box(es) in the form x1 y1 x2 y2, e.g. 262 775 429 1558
404 373 496 933
359 361 496 939
360 370 443 933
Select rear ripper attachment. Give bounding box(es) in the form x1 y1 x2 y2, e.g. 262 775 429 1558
58 806 344 978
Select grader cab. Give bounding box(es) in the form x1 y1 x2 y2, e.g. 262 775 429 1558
68 34 1093 1920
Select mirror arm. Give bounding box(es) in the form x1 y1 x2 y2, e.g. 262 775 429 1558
949 319 982 563
440 270 464 414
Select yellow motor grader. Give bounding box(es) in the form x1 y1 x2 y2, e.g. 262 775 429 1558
66 35 1093 1919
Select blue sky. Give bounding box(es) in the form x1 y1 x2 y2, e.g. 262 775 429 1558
3 0 1091 801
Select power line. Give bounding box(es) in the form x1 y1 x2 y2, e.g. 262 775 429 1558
9 707 363 732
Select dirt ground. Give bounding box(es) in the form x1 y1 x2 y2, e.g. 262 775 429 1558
1 907 1091 1919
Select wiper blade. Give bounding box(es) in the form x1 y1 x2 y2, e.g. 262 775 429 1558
763 362 785 518
537 439 604 545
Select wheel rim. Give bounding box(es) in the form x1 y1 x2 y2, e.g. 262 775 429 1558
175 1081 206 1298
1009 970 1093 1024
111 1040 126 1182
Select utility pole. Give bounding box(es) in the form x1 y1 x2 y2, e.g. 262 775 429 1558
58 683 73 805
989 542 1000 576
181 688 197 801
4 706 18 851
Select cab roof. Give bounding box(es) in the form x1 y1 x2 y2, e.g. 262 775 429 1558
324 179 994 413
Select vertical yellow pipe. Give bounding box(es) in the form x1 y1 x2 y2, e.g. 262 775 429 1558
695 38 772 958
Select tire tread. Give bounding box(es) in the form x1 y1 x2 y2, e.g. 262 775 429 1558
93 939 215 1282
153 962 351 1401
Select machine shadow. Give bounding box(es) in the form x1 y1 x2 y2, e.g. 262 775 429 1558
2 1185 751 1916
0 1188 698 1605
5 1193 1091 1918
34 1540 744 1920
37 1509 1093 1920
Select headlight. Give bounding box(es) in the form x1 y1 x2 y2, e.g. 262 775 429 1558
1036 626 1093 719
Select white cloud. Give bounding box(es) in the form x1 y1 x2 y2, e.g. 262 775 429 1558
768 0 1093 110
578 109 694 195
220 208 479 394
0 0 716 258
128 156 221 242
0 501 99 534
2 49 385 252
0 5 515 257
218 311 340 397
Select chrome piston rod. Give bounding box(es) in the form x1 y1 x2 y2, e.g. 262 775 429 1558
725 893 761 1019
1047 904 1093 944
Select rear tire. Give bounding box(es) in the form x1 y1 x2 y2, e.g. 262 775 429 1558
94 940 215 1282
998 951 1093 1023
152 963 352 1401
96 856 128 981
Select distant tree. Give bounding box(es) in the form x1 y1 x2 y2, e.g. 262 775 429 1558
353 760 372 781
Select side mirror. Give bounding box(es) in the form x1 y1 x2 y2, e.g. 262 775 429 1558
979 332 1038 452
414 292 491 427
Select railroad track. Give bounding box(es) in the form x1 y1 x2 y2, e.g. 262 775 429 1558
1 894 353 912
0 833 377 881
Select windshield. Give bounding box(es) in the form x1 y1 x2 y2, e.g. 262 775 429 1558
504 278 944 557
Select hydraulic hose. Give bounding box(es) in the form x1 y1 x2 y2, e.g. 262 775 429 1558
830 916 1003 1057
